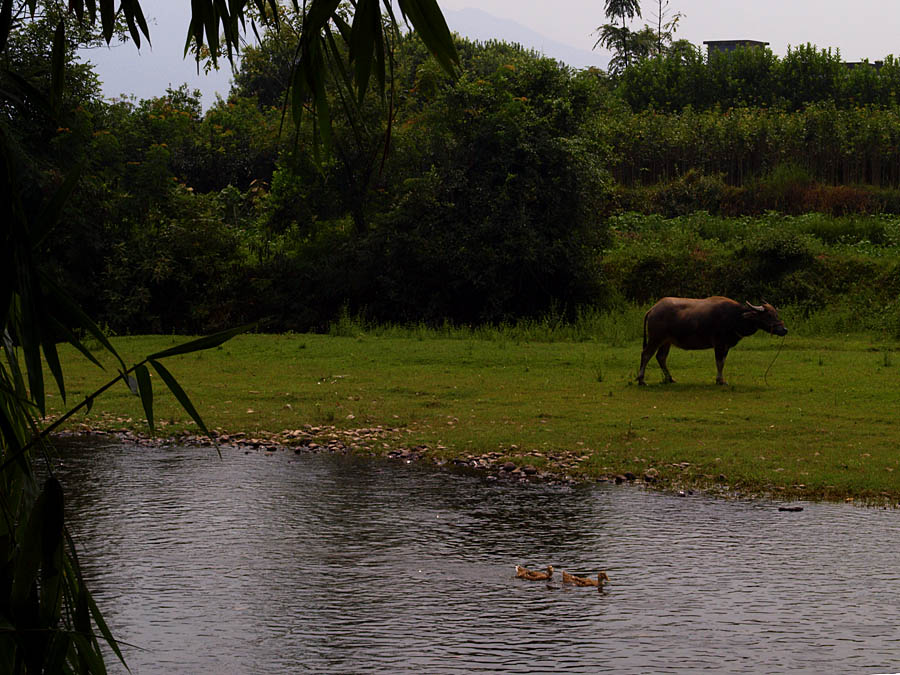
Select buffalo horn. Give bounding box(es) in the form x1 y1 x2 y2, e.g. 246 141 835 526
746 302 764 312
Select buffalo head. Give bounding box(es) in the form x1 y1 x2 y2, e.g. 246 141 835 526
743 302 787 336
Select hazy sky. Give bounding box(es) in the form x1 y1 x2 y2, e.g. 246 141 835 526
440 0 900 61
83 1 900 107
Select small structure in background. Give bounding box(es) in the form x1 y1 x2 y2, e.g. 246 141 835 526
703 39 883 70
703 39 770 57
844 60 884 70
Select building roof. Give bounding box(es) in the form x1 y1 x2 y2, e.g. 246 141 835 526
702 40 770 47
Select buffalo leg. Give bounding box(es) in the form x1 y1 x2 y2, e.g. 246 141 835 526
714 345 729 385
656 344 675 383
637 343 658 385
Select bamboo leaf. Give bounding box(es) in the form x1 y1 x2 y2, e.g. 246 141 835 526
134 364 154 430
130 0 151 46
99 0 115 43
350 0 379 104
0 0 13 54
46 316 103 371
0 404 26 464
290 47 309 126
70 633 108 675
304 0 342 34
39 272 127 373
204 2 221 60
124 372 138 396
146 324 249 360
42 633 69 674
1 329 27 399
293 0 341 150
50 20 65 113
184 23 196 59
66 534 91 633
121 4 141 49
17 272 47 415
66 0 82 20
324 25 354 99
396 0 458 75
332 9 351 41
310 36 334 150
83 561 127 668
11 478 63 614
148 359 210 437
23 346 44 417
11 515 41 615
42 338 65 403
373 8 386 96
186 0 206 57
38 478 64 625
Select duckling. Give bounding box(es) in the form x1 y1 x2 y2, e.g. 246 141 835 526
562 570 610 588
515 565 554 581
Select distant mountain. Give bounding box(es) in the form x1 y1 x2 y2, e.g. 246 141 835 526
442 7 608 71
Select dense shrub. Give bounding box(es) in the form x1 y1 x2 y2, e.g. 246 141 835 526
731 227 819 302
620 44 900 113
621 169 900 218
646 170 739 217
99 189 241 333
347 133 612 324
602 105 900 190
603 212 900 325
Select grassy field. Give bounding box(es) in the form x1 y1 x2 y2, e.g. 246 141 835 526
42 323 900 503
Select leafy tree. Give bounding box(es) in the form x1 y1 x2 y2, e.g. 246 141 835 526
354 42 614 323
594 0 642 75
776 43 846 110
596 1 688 77
101 187 242 332
210 36 616 329
1 3 105 149
615 41 900 113
649 0 683 57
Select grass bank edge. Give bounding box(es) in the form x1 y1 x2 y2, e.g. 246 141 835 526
43 328 900 505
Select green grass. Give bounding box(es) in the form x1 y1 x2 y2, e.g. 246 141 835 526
43 326 900 503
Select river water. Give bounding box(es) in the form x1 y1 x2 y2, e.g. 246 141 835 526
53 438 900 674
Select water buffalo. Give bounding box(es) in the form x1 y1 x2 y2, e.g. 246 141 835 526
637 296 787 385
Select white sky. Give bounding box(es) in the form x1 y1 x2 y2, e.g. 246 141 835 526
440 0 900 61
83 1 900 108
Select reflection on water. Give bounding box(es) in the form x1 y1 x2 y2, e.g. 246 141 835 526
54 438 900 674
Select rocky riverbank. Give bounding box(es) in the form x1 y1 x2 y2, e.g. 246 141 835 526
64 425 880 505
56 427 899 505
52 424 677 491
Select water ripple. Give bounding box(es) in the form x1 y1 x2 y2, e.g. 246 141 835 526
52 439 900 674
